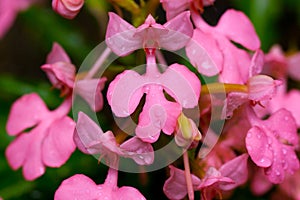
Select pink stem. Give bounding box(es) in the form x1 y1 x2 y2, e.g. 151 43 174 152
85 47 111 79
52 95 72 117
104 167 119 188
145 48 160 77
183 150 194 200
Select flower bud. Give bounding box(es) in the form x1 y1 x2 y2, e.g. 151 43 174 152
247 75 282 102
52 0 84 19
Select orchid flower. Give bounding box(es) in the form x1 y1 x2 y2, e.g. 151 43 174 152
41 42 106 112
106 12 200 143
222 50 281 118
5 93 76 180
52 0 84 19
163 154 249 200
73 112 154 167
246 107 299 184
54 168 146 200
186 9 261 83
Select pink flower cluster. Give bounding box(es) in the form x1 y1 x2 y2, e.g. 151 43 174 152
3 0 300 199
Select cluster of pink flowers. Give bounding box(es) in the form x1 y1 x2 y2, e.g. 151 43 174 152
3 0 300 199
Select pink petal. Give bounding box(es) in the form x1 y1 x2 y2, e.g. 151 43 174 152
46 43 71 64
288 53 300 81
273 90 300 127
199 167 234 189
22 126 46 181
74 112 104 154
106 12 142 56
219 154 249 190
120 137 154 165
163 166 201 200
186 29 222 76
75 78 107 112
246 126 273 168
6 93 49 136
159 11 193 51
41 62 76 89
160 0 190 20
250 168 273 195
42 116 76 167
264 139 299 184
136 87 181 143
222 92 248 119
113 187 146 200
161 63 200 108
0 0 33 38
5 134 30 170
107 70 145 117
54 174 102 200
216 9 260 50
249 49 264 77
264 109 298 146
52 0 84 19
218 40 251 84
247 75 281 102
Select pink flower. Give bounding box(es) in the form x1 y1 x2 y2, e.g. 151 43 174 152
52 0 84 19
163 154 249 200
73 112 154 166
0 0 37 38
163 165 201 200
41 43 76 96
42 43 106 112
246 108 299 184
54 168 146 200
5 93 76 180
107 62 200 143
106 11 193 56
160 0 215 20
186 9 260 83
222 50 281 118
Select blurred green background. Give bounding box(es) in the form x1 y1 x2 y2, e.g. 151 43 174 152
0 0 299 199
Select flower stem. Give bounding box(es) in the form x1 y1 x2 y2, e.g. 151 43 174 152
201 83 248 95
183 150 194 200
85 47 111 79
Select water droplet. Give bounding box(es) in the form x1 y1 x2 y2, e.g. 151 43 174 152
276 171 281 176
247 145 252 151
282 148 287 155
284 116 289 121
139 155 144 160
260 158 265 163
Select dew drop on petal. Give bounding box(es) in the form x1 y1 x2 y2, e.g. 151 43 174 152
246 145 252 151
282 148 287 155
284 116 289 121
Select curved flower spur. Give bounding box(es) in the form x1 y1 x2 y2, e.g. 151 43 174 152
105 11 201 143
